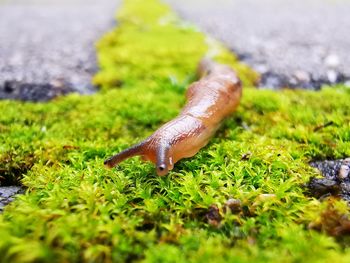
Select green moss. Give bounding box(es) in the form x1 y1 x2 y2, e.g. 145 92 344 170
0 0 349 262
93 0 257 90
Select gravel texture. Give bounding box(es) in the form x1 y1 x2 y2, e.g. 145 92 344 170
0 0 120 101
0 186 23 212
309 158 350 202
166 0 350 89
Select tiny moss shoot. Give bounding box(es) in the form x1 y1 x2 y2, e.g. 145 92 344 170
0 0 350 262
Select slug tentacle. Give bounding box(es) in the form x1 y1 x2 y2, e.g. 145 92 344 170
156 142 171 176
104 141 146 168
105 58 242 176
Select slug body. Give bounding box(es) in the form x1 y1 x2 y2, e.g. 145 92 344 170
104 59 242 176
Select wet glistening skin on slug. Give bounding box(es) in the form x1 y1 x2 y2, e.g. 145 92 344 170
104 58 242 176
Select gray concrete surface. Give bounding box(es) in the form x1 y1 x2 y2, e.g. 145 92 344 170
0 0 120 101
166 0 350 89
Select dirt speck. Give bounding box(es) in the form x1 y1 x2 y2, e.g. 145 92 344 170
224 198 242 214
309 200 350 238
206 205 222 227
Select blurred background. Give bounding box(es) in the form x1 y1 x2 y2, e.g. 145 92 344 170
1 0 350 99
0 0 120 101
166 0 350 89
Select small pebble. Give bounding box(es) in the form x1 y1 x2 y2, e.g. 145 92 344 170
340 182 350 193
327 70 338 83
324 54 340 68
293 70 310 83
225 198 242 214
255 64 268 74
338 165 350 180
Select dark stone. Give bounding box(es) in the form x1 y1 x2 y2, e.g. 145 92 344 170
308 158 350 201
307 178 341 199
206 205 222 227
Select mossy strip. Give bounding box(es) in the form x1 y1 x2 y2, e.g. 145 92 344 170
0 0 349 262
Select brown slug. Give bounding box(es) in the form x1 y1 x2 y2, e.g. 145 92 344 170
104 58 242 176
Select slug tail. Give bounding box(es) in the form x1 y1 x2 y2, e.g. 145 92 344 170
197 57 215 77
104 141 146 168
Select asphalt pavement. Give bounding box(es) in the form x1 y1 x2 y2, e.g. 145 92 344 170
166 0 350 89
0 0 120 101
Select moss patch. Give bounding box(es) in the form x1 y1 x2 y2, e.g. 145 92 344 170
0 0 350 262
